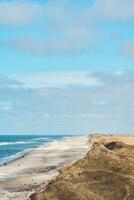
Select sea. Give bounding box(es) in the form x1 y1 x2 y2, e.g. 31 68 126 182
0 135 66 165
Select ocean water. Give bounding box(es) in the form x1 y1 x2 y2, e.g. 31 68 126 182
0 135 65 165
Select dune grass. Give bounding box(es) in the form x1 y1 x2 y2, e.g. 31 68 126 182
30 137 134 200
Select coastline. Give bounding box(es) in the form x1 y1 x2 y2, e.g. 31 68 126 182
0 136 90 200
0 136 65 166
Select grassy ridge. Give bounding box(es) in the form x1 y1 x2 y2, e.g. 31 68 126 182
30 136 134 200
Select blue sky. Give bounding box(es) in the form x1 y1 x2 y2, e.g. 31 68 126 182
0 0 134 134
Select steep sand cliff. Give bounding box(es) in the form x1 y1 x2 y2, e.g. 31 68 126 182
30 135 134 200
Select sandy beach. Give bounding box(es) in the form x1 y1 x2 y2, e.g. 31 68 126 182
0 136 90 200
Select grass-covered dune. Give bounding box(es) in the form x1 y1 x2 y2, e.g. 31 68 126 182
30 135 134 200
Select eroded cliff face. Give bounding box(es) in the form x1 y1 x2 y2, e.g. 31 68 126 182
30 136 134 200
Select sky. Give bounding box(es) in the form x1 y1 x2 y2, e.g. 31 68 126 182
0 0 134 134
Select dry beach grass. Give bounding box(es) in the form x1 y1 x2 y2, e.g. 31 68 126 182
30 135 134 200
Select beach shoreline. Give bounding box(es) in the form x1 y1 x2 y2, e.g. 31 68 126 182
0 136 90 200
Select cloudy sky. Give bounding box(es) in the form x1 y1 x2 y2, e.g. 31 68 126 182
0 0 134 135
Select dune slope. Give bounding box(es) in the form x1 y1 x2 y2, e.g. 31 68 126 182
30 135 134 200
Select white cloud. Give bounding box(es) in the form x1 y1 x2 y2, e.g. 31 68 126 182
51 113 103 119
0 1 43 27
2 32 96 55
1 0 134 28
120 42 134 59
0 101 12 110
91 0 134 22
12 71 103 88
0 74 22 87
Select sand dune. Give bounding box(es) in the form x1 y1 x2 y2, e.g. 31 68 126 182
31 135 134 200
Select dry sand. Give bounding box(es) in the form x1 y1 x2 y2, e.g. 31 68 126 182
0 136 90 200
